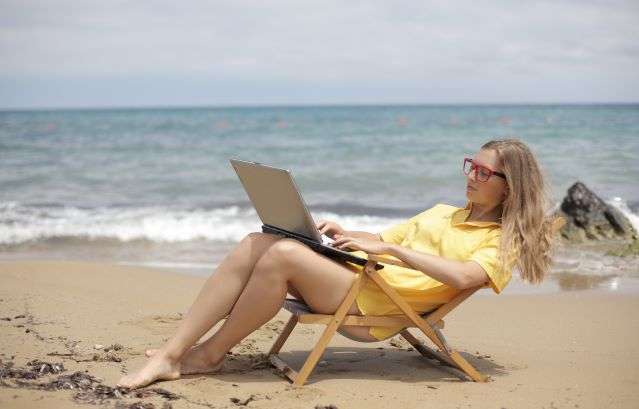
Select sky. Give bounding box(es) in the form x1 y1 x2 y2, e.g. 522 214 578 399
1 0 638 109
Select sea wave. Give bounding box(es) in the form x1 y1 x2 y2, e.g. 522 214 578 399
607 197 639 233
1 197 637 246
0 201 405 245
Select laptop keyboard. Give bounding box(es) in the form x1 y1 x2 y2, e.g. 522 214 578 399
321 236 335 246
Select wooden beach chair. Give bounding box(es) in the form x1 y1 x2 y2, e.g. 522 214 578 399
267 217 566 386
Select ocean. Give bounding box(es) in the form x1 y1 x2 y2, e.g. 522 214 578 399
1 104 638 291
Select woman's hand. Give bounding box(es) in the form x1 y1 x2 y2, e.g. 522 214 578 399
316 219 345 239
331 235 391 255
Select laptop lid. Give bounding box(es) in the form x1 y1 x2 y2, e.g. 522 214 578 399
230 159 323 242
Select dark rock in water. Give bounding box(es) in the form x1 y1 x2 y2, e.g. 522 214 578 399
556 182 637 243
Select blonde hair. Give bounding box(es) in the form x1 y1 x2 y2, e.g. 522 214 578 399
481 138 556 284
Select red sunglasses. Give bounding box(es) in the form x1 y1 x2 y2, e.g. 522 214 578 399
463 157 507 182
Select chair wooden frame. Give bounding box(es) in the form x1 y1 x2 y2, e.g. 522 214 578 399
268 253 488 386
267 217 566 386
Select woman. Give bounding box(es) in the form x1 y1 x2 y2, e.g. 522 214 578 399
117 138 556 389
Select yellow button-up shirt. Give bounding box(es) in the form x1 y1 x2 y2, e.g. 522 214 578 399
344 201 512 341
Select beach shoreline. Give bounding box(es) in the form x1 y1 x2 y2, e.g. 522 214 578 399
1 259 638 408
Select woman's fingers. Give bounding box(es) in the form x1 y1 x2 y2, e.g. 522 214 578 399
317 221 328 235
331 237 347 244
332 237 355 249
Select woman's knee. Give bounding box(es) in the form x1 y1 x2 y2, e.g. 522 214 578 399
243 231 280 246
262 239 304 264
237 232 282 263
253 239 304 278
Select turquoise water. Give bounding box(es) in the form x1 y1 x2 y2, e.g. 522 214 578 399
1 104 638 281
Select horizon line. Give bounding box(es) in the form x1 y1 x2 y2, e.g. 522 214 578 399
1 100 638 113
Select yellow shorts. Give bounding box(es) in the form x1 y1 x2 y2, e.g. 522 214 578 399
343 250 461 341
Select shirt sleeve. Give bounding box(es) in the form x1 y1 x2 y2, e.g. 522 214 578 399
378 219 413 245
378 205 440 245
468 231 512 294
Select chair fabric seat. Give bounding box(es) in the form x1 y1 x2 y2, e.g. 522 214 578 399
283 298 431 318
283 298 314 315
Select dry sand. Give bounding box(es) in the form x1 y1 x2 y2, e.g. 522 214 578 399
1 260 638 409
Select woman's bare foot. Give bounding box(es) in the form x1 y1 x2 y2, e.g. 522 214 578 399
145 346 224 375
116 353 181 390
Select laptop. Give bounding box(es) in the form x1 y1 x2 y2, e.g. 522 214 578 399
229 158 382 270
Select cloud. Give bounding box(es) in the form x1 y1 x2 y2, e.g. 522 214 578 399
0 0 637 107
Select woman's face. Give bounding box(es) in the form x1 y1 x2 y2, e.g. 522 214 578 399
465 149 509 206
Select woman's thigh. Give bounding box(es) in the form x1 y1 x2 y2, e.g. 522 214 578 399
257 238 365 315
263 239 380 342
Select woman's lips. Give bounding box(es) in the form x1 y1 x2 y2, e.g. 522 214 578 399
466 185 476 191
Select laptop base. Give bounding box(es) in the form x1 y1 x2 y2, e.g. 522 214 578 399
261 224 383 270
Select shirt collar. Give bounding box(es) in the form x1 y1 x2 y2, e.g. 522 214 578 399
451 201 502 227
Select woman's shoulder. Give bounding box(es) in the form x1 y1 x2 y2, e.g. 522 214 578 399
432 203 462 213
408 203 461 223
423 203 466 218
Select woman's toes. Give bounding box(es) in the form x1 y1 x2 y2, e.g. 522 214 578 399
116 355 181 389
145 348 159 357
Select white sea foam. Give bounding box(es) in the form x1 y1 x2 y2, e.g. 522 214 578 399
606 197 639 233
2 198 637 246
0 202 405 245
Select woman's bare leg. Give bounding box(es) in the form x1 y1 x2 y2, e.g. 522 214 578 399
117 237 377 389
178 238 378 369
117 232 281 388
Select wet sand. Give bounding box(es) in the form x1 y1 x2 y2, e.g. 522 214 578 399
1 260 638 408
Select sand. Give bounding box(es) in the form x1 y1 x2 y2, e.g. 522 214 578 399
1 260 638 409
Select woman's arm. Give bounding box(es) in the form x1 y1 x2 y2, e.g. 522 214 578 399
316 220 382 241
331 234 491 290
384 243 489 290
340 230 383 241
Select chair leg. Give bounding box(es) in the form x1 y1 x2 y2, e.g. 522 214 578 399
293 276 363 386
447 350 488 382
267 320 342 387
268 315 298 355
364 264 488 383
268 315 301 384
269 271 365 386
293 320 341 386
400 329 488 382
400 330 458 367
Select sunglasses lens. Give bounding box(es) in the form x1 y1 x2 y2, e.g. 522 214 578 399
477 166 491 181
463 158 493 182
463 159 471 175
